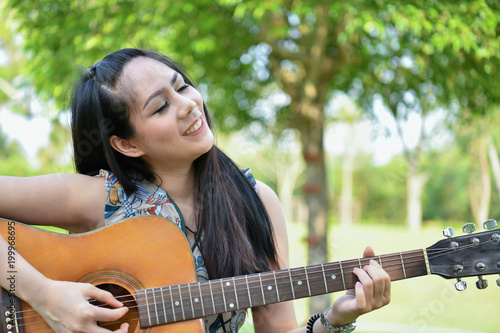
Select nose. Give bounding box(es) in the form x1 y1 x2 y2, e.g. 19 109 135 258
178 97 197 118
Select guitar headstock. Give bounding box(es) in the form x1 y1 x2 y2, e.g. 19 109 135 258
427 219 500 291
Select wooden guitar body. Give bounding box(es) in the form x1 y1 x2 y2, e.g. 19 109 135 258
0 216 204 333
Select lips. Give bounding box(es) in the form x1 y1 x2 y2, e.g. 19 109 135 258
184 118 203 136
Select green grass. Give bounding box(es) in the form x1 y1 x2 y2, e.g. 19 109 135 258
241 221 498 333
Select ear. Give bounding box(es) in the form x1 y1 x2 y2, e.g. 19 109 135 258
109 135 144 158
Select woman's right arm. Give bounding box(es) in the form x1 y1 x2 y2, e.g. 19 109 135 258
0 173 107 232
0 173 129 332
0 236 129 332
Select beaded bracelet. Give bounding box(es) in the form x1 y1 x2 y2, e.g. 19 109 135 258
306 313 321 333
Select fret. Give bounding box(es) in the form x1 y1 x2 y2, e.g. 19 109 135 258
378 255 383 267
273 271 280 303
321 264 328 293
199 281 215 317
197 282 206 317
221 279 238 312
258 273 266 305
339 261 346 290
245 275 253 308
187 283 195 318
209 280 216 314
178 285 186 321
169 285 177 323
145 289 153 327
153 287 166 324
288 269 296 300
401 250 428 279
160 287 174 324
135 290 148 328
358 258 362 269
274 270 294 302
220 280 228 312
208 280 226 314
246 273 264 307
399 252 407 279
289 267 309 299
259 272 279 304
322 262 344 293
232 277 240 310
304 267 312 296
304 264 328 296
186 282 203 319
151 288 159 326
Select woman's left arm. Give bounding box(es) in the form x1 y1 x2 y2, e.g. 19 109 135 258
253 181 391 333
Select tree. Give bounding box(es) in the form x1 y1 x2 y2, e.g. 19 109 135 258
352 1 500 231
4 0 500 314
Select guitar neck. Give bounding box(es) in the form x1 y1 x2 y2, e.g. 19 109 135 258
136 249 429 328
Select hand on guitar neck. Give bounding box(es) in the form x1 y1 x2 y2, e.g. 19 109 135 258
323 246 391 328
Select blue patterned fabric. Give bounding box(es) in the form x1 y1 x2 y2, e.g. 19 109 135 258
99 169 256 332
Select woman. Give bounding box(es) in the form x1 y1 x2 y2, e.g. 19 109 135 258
0 48 390 333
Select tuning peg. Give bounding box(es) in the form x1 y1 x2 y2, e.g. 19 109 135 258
455 278 467 291
483 219 497 230
476 276 488 290
462 223 477 234
443 227 455 238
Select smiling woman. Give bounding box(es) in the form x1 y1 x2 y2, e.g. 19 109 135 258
0 48 391 333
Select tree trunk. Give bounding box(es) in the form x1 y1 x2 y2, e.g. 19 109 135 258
339 137 355 227
487 137 500 205
298 116 330 314
469 138 491 223
406 159 429 232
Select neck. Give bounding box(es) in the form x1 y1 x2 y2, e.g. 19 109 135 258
151 164 195 203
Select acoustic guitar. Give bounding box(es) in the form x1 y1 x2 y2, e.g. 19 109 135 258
0 216 499 332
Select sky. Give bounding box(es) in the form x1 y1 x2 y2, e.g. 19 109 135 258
0 107 51 161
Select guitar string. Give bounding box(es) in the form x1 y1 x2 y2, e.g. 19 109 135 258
11 242 489 327
12 248 435 320
11 241 490 330
11 248 438 328
12 240 498 328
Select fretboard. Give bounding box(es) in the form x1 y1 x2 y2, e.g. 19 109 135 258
136 250 428 328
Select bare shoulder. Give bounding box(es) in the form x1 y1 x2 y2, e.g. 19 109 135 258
0 173 107 232
255 180 289 267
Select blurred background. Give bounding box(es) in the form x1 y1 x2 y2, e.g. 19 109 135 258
0 1 499 332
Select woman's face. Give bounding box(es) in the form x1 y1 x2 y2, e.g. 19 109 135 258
117 56 214 171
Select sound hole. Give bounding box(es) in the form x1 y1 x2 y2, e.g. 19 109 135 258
94 283 139 331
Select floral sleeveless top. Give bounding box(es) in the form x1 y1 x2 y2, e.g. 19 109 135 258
98 169 257 333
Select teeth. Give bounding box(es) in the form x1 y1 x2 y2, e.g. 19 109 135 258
185 118 202 135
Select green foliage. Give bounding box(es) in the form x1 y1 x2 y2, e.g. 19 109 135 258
421 146 473 222
354 156 407 223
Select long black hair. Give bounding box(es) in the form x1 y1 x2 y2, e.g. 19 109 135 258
70 48 279 278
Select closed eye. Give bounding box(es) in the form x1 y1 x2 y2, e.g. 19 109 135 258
177 84 189 92
153 85 189 115
154 102 168 115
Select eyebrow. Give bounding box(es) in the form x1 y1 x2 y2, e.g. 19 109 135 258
142 72 179 110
